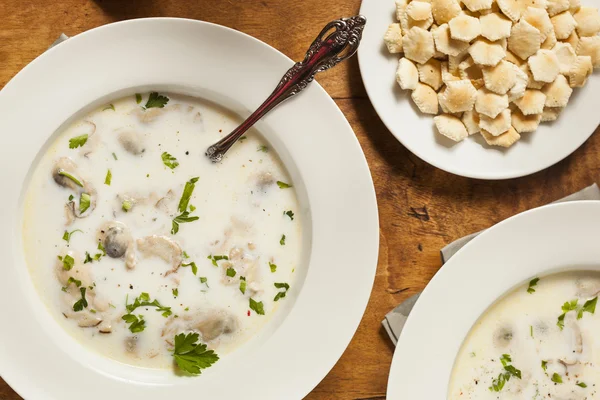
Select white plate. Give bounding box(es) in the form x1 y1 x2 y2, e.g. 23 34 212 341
0 18 379 400
386 201 600 398
358 1 600 180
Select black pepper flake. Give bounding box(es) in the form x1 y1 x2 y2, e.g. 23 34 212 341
129 284 133 290
185 151 189 155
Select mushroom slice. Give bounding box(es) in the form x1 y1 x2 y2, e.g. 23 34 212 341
117 130 146 155
193 313 239 342
137 235 183 275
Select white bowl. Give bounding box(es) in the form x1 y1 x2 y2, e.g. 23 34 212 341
386 201 600 398
0 18 379 400
358 1 600 180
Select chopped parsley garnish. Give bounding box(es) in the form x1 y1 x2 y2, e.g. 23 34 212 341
189 204 196 212
257 145 268 152
200 277 208 287
527 277 539 294
125 292 172 317
576 382 587 388
112 152 118 160
103 104 115 111
172 332 219 375
122 200 132 212
239 277 246 294
274 282 290 301
79 192 91 213
182 261 198 275
207 255 228 267
530 325 533 338
226 267 236 277
62 229 82 243
172 288 179 297
269 262 277 273
541 360 548 372
59 254 75 271
249 298 265 315
135 93 142 104
58 170 83 187
276 181 292 189
69 134 88 149
104 169 112 185
122 314 146 333
144 92 169 109
284 210 294 220
68 194 74 201
171 177 200 234
161 152 179 169
557 297 597 330
239 136 247 142
84 252 93 264
551 373 563 384
280 234 286 245
62 276 82 292
72 287 88 312
489 354 521 392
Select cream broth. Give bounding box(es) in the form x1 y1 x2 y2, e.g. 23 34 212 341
22 93 303 371
449 271 600 399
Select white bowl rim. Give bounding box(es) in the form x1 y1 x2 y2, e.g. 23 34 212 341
0 17 379 400
387 200 600 398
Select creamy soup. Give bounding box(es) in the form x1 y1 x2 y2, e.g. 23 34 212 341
22 92 303 373
449 271 600 399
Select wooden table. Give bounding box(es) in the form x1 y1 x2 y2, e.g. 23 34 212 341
1 1 599 398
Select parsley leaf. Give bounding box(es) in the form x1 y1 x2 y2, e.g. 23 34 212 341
562 299 579 313
135 93 142 104
84 252 93 264
527 277 539 294
171 212 199 234
72 287 88 312
62 229 82 243
226 267 236 277
257 145 268 152
178 177 199 213
274 282 290 301
239 277 246 294
125 292 172 317
489 354 521 392
582 296 597 315
182 261 198 275
551 373 563 384
69 134 88 149
104 169 112 185
172 332 219 375
103 104 115 111
161 152 179 169
122 314 146 333
144 92 169 109
200 277 208 286
172 288 178 298
269 262 277 273
577 382 587 388
58 171 83 187
557 313 566 330
59 254 75 271
284 210 294 220
541 360 548 372
207 255 228 267
249 298 265 315
276 181 292 189
280 234 286 246
112 152 118 160
122 200 132 212
79 192 91 213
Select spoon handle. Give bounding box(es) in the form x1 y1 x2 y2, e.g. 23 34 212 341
206 15 367 162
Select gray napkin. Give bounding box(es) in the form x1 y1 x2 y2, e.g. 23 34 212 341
382 183 600 345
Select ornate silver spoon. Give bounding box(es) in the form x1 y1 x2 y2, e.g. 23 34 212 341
205 15 367 162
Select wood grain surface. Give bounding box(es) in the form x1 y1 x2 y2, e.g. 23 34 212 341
1 1 599 399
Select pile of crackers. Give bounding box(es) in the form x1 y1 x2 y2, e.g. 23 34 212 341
384 0 599 148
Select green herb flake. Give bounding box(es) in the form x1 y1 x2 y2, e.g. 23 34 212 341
207 255 228 267
112 152 118 160
103 104 115 111
249 298 265 315
61 254 75 271
269 262 277 273
135 93 142 104
200 277 208 285
172 332 219 375
557 313 566 330
239 277 246 294
527 277 540 294
68 194 74 201
284 210 294 220
274 282 290 301
161 152 179 169
576 382 587 388
182 261 198 276
122 314 146 333
171 212 199 234
62 229 82 243
530 325 533 338
276 181 292 189
104 169 112 185
144 92 169 109
172 288 179 298
551 373 563 384
541 360 548 372
69 134 88 149
79 192 91 214
58 171 84 187
582 296 598 315
72 287 88 312
489 354 521 392
280 234 286 246
122 200 132 212
178 177 199 213
257 145 268 152
226 267 236 278
239 136 247 142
